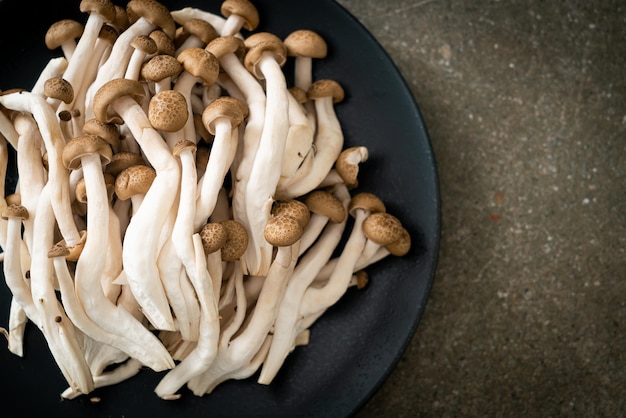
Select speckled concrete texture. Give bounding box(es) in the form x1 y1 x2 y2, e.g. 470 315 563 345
334 1 626 416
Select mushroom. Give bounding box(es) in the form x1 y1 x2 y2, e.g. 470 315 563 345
140 54 183 94
219 0 260 36
298 188 347 254
257 184 350 385
149 29 176 56
194 95 247 231
283 29 328 92
93 77 180 331
124 34 158 80
240 32 290 276
170 7 229 36
45 19 85 61
174 18 218 56
188 208 306 395
318 145 369 189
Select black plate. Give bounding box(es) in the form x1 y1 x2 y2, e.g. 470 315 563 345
0 1 440 417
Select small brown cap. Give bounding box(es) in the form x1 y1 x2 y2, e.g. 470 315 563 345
48 241 71 258
1 203 29 220
348 192 386 217
172 139 196 157
93 78 146 125
181 18 218 45
284 29 327 59
148 89 189 132
114 164 156 200
141 54 183 82
264 214 304 247
199 222 228 254
177 47 220 86
206 35 246 61
335 146 369 189
304 190 346 223
126 0 176 39
83 118 121 152
62 134 113 170
271 199 311 229
243 32 287 79
220 219 248 261
308 79 345 103
201 96 247 135
149 30 176 56
131 34 157 55
44 77 74 104
362 212 404 246
80 0 117 22
106 151 145 176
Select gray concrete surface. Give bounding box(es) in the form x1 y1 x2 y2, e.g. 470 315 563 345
334 1 626 416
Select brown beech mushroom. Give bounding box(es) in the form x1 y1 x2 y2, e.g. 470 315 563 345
219 0 259 36
283 29 328 92
45 19 85 61
141 54 183 94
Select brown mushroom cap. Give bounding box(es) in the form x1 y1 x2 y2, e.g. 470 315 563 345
385 227 411 256
335 146 369 189
45 19 84 51
220 0 259 31
131 34 158 56
93 78 146 125
264 214 304 247
304 190 347 223
354 270 369 289
172 139 196 157
126 0 176 39
48 241 71 259
44 77 74 104
149 29 176 56
83 118 121 152
181 18 218 45
284 29 328 59
65 229 88 262
205 35 246 61
106 151 145 176
62 134 113 170
5 193 21 206
98 24 119 46
271 199 311 229
243 32 287 79
362 212 404 246
289 86 308 105
141 54 183 82
112 4 130 32
114 164 156 200
177 47 220 86
199 222 228 254
80 0 117 23
148 89 189 132
75 177 88 204
220 219 249 262
307 79 345 103
348 192 386 217
1 203 29 220
201 96 247 135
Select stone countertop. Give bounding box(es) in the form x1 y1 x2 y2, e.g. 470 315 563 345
333 1 626 417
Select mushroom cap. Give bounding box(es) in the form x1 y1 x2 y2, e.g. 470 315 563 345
264 214 304 247
172 139 196 157
243 32 287 79
1 203 29 220
44 77 74 104
141 54 183 82
304 190 347 223
83 118 121 152
62 134 113 170
220 219 248 262
362 212 405 246
182 18 218 45
284 29 328 59
354 270 369 289
335 146 369 189
193 113 213 143
271 199 311 229
5 193 21 206
93 78 146 125
385 226 411 256
114 164 156 200
106 151 145 176
148 89 189 132
199 222 228 254
348 192 386 217
126 0 176 39
177 47 220 86
98 24 119 46
149 29 176 56
80 0 117 22
220 0 259 31
45 19 84 50
308 79 345 103
48 241 71 258
75 172 115 203
205 35 246 61
112 4 130 32
65 230 88 261
131 34 157 55
201 96 247 134
289 86 308 105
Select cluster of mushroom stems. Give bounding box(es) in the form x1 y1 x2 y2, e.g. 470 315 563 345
0 0 411 400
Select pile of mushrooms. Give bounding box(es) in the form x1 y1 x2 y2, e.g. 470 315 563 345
0 0 411 400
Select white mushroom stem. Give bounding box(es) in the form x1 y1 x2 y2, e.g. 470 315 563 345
155 233 220 399
242 53 290 276
31 57 69 96
61 358 143 400
6 299 28 357
0 107 19 151
188 240 300 395
280 90 314 180
313 246 391 284
29 184 94 395
170 8 228 35
0 91 82 247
